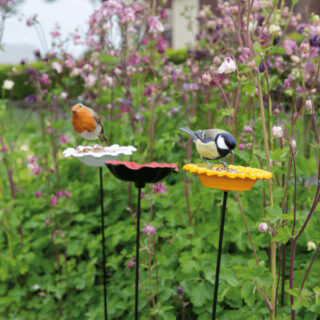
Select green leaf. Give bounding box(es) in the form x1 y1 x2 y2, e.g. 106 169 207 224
265 205 282 223
254 42 262 53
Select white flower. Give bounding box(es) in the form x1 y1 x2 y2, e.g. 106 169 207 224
290 55 300 64
259 222 268 232
3 79 14 90
290 140 296 149
32 284 40 290
218 57 237 74
307 241 316 251
60 92 68 99
85 74 96 88
269 24 282 36
272 125 283 139
305 100 313 111
52 62 62 73
70 68 81 77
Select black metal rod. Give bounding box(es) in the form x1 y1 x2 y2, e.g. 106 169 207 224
212 191 228 320
135 187 142 320
99 167 107 320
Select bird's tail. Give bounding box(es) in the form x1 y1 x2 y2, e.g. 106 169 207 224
179 127 198 142
99 133 108 144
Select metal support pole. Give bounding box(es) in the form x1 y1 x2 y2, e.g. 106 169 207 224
212 191 228 320
135 187 142 320
99 167 107 320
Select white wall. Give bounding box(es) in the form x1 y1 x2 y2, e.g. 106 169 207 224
171 0 199 49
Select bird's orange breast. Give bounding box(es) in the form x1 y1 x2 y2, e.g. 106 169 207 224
72 108 96 133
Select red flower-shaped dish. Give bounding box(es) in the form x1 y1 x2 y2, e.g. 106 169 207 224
105 161 178 188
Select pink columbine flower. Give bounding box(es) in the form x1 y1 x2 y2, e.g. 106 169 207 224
283 78 291 89
259 223 268 232
290 140 297 149
202 72 212 85
64 190 71 198
65 57 76 69
50 196 58 206
59 136 70 144
143 225 156 236
127 260 135 269
45 219 50 226
147 15 164 34
141 37 149 45
243 125 253 134
56 190 64 198
51 30 60 37
273 108 280 115
39 73 50 86
272 126 283 139
238 143 245 151
46 126 53 134
218 57 237 74
0 146 8 153
26 156 43 175
156 36 168 54
153 182 168 194
35 191 42 198
85 74 96 87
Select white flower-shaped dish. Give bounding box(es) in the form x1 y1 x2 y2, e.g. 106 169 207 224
63 144 137 167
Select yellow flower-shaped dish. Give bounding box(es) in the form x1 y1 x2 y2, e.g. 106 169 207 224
183 163 272 191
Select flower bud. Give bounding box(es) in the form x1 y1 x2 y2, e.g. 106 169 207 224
259 223 268 232
307 241 316 251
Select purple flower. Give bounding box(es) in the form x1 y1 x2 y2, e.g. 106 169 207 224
59 136 70 144
46 126 53 134
238 143 245 151
34 50 41 58
35 191 42 198
0 146 8 153
127 260 135 269
45 219 50 226
24 94 36 105
153 182 168 194
156 36 168 54
50 196 58 206
177 285 183 296
143 225 156 236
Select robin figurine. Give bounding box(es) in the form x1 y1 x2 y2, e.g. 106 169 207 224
71 103 108 143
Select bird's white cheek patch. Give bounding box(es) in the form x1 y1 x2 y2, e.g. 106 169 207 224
217 135 228 150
